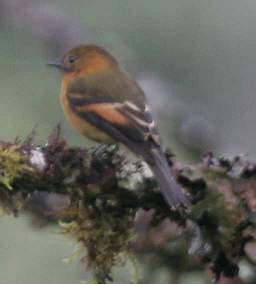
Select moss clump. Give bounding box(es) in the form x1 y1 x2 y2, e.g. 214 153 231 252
0 145 31 190
192 190 237 241
61 197 136 284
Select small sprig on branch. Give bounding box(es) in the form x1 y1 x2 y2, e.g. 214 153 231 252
0 126 256 284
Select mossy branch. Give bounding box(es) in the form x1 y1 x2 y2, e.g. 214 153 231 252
0 126 256 283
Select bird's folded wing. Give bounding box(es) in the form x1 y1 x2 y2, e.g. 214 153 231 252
67 94 161 152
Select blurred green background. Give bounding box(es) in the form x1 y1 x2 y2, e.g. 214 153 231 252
1 0 256 283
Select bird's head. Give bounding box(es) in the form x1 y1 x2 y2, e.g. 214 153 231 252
48 44 118 75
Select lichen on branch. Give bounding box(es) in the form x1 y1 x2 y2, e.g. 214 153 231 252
0 126 256 284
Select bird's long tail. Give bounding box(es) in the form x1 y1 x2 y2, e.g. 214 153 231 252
147 148 190 209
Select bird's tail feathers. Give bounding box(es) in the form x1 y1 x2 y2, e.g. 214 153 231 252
148 148 190 209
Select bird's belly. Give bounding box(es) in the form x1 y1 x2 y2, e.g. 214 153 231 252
61 94 113 143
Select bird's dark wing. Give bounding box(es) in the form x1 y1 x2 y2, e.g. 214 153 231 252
68 93 161 156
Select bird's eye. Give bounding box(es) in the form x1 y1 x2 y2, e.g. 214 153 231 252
68 56 76 64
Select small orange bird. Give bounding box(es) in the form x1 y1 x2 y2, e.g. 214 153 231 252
48 44 190 209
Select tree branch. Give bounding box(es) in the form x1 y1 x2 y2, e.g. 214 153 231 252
0 126 256 283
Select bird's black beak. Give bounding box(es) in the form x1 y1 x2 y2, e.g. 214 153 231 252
47 58 63 69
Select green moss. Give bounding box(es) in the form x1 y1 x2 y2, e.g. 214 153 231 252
61 197 136 284
191 182 241 254
0 146 31 190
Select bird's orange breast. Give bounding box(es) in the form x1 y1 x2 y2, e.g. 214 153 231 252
60 81 113 143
